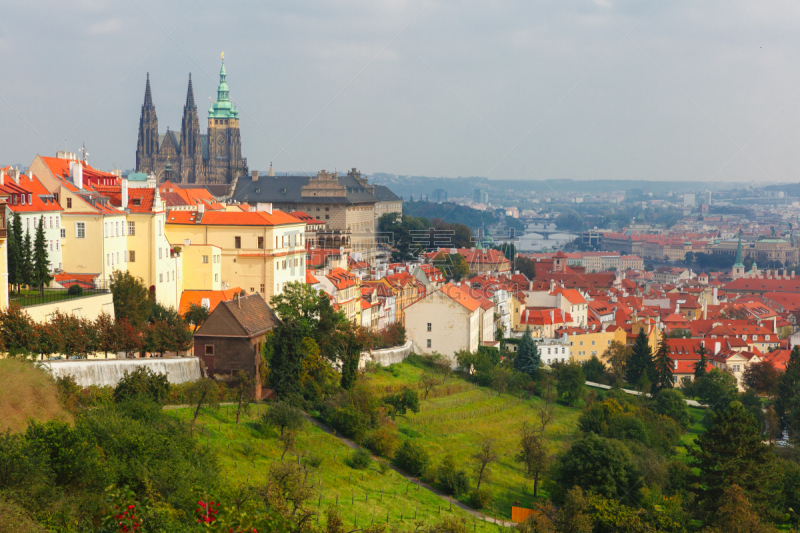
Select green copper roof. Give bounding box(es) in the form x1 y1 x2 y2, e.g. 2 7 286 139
733 233 744 268
208 58 239 119
127 172 149 182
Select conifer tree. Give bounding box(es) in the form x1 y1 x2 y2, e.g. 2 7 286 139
652 336 674 393
775 345 800 425
694 343 709 380
7 212 22 294
32 215 52 295
515 326 540 378
21 229 33 292
625 328 654 386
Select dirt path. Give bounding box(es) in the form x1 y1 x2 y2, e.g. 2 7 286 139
303 414 516 528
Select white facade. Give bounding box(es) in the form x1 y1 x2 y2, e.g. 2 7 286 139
405 290 480 366
13 211 64 273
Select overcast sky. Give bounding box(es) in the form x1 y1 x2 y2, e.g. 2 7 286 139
2 0 800 184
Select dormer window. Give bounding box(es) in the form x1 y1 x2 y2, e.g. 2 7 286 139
20 195 25 205
27 194 31 204
133 199 141 206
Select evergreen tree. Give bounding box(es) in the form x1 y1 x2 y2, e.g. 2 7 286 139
32 215 52 295
775 345 800 427
7 211 22 294
652 337 674 393
625 328 654 386
694 343 709 380
21 229 33 291
515 326 540 377
689 401 778 518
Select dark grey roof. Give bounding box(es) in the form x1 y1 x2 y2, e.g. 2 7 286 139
373 185 401 202
232 174 380 205
200 134 208 160
158 131 180 150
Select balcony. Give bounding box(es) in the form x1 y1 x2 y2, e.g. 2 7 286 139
0 228 7 239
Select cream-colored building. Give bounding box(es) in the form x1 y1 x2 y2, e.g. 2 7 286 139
317 267 362 324
182 244 223 291
405 284 481 366
165 207 305 302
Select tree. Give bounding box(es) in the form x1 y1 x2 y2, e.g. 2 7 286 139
694 369 739 408
31 216 52 295
0 303 37 356
21 230 33 290
516 422 549 497
555 360 585 407
331 321 369 391
515 326 540 378
652 337 674 393
689 401 777 517
7 212 22 295
262 401 304 437
742 360 779 395
654 389 691 428
270 282 326 331
554 486 592 533
694 344 709 380
50 310 94 359
704 484 778 533
393 439 430 476
601 341 629 385
471 439 498 491
581 355 606 382
776 346 800 426
550 433 641 505
765 406 781 442
515 257 537 280
626 329 654 386
382 387 420 418
110 270 152 327
186 378 220 426
266 321 308 398
433 252 469 282
234 370 255 426
113 366 170 404
184 303 210 332
116 318 143 358
94 313 121 359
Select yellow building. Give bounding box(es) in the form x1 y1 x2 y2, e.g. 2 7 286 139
165 208 306 302
568 327 628 363
182 244 222 291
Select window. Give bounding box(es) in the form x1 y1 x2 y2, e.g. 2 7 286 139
129 250 135 262
66 197 72 209
427 323 432 332
26 219 29 231
116 252 120 264
427 339 432 348
128 221 135 236
76 222 85 239
325 215 329 220
159 274 163 283
55 217 59 229
205 345 214 356
214 274 218 282
202 255 209 263
158 248 162 259
20 195 25 206
592 341 595 345
115 221 119 237
158 222 162 236
258 237 264 249
300 258 303 266
282 260 287 269
106 254 110 266
56 241 59 250
132 199 141 206
49 217 52 228
260 284 265 292
235 236 241 249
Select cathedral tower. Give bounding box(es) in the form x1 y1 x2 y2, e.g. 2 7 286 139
732 232 745 280
136 73 159 172
180 74 202 183
206 55 246 184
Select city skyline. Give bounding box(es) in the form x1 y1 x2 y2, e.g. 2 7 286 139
3 1 800 184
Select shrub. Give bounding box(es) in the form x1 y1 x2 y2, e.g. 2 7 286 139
327 407 369 440
364 427 400 458
112 366 170 404
262 401 304 436
393 439 430 476
67 284 83 296
382 387 420 417
435 455 470 496
469 488 492 510
347 448 373 470
654 389 691 428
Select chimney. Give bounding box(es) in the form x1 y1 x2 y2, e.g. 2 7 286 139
550 279 555 292
714 341 721 355
550 310 554 323
674 360 678 370
121 178 129 209
25 169 32 180
251 170 259 180
69 160 83 189
198 203 205 213
712 286 718 306
256 202 273 215
8 167 20 185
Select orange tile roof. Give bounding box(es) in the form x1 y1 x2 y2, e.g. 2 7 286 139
439 283 481 312
179 288 245 315
0 171 62 213
39 156 118 187
167 209 302 226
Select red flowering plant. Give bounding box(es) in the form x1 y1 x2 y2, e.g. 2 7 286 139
102 486 149 533
192 494 291 532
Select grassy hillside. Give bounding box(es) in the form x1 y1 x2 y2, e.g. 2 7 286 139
366 359 583 517
166 404 502 532
0 359 72 432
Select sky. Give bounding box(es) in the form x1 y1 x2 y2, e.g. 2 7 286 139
2 0 800 185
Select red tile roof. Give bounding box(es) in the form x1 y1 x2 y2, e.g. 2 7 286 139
167 209 302 226
179 288 246 315
0 171 62 213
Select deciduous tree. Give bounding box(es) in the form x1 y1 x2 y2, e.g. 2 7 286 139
742 360 779 396
110 270 152 327
555 360 585 407
601 341 629 385
186 377 220 426
184 303 210 332
472 439 498 491
516 422 549 497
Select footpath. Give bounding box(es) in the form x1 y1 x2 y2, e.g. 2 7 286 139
584 381 705 407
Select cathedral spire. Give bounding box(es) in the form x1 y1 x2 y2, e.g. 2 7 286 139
144 72 153 108
734 231 744 267
185 73 195 108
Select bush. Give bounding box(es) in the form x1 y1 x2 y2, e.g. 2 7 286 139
382 387 420 417
581 355 606 383
469 488 492 510
435 455 470 496
112 366 170 404
364 427 400 458
393 439 430 476
327 406 369 440
67 284 83 296
654 389 691 428
347 448 373 470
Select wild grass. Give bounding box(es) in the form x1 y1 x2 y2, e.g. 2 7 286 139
0 358 72 432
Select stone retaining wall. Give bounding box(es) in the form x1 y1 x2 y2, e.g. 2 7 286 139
358 339 414 369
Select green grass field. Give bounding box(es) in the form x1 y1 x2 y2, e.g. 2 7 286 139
166 403 506 532
366 359 584 518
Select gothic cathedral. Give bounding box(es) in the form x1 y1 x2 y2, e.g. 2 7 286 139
135 57 248 184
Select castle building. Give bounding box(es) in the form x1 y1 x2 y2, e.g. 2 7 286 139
135 57 248 185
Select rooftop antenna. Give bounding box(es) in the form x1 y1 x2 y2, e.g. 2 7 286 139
80 143 89 164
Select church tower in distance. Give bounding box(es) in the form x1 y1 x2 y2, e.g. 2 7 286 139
134 56 248 184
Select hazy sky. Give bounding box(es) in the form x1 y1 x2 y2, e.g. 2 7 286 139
2 0 800 185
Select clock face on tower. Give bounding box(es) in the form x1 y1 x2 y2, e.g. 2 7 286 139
214 132 226 155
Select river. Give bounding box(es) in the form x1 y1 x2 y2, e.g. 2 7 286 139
496 223 578 252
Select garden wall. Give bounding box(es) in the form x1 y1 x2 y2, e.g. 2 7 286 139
23 292 115 324
358 339 414 369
